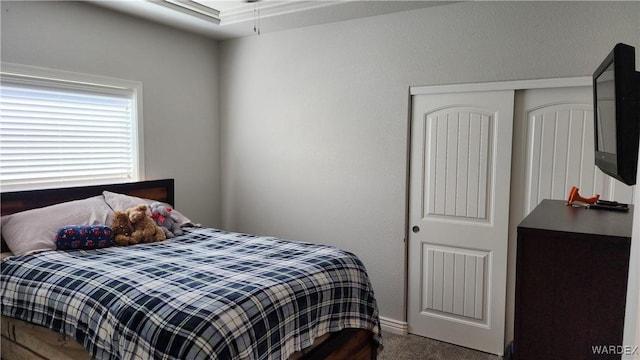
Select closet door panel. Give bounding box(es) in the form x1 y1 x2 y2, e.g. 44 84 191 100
519 87 634 215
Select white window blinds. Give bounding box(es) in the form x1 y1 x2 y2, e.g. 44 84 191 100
0 64 143 191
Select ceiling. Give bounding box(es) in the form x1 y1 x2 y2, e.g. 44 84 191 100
91 0 453 40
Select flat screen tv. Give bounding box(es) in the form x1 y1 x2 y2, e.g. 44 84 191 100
593 43 640 186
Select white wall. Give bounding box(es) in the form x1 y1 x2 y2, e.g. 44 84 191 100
623 144 640 358
0 1 221 227
219 1 640 343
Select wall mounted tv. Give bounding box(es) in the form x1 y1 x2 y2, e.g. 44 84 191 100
593 43 640 186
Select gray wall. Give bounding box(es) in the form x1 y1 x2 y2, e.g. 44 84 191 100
219 0 639 341
1 1 221 227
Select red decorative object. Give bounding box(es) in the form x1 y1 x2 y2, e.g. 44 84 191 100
566 186 600 205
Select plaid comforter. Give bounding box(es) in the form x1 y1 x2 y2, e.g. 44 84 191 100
1 227 381 360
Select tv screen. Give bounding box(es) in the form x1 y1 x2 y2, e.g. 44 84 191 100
595 62 616 154
593 43 640 186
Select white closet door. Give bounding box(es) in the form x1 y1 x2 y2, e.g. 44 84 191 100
514 86 634 218
408 90 514 355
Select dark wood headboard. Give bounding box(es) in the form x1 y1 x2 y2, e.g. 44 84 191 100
1 179 174 251
1 179 174 217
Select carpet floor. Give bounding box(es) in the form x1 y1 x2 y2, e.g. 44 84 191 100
378 331 501 360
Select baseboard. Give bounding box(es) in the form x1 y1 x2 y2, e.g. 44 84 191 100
379 316 408 335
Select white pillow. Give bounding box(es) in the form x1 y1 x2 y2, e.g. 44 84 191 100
1 196 114 256
102 191 193 226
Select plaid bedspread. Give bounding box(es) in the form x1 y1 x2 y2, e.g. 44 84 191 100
1 227 381 360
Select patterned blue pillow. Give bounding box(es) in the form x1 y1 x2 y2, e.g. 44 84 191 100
55 225 115 250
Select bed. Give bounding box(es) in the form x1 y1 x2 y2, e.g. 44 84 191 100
0 179 381 360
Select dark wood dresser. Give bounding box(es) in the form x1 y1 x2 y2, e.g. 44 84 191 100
514 199 633 359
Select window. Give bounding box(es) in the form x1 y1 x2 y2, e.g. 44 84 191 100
0 64 144 191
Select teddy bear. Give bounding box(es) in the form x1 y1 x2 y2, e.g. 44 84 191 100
149 202 183 238
127 204 166 244
111 211 135 246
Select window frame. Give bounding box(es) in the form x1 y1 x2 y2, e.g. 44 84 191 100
0 63 145 191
